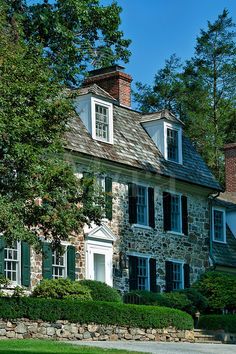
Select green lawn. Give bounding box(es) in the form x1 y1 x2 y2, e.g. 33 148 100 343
0 340 141 354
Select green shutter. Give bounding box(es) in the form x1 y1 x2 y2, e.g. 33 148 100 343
0 237 5 276
42 243 52 279
21 242 31 287
105 176 113 220
67 245 76 281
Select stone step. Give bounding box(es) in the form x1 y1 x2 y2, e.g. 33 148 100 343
194 339 223 344
194 329 223 343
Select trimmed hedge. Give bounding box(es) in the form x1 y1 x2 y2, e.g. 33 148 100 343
32 279 92 300
80 280 122 303
199 314 236 333
0 297 193 330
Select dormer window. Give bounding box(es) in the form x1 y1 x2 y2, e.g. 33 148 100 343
92 98 113 144
167 128 179 162
164 123 182 164
95 104 109 141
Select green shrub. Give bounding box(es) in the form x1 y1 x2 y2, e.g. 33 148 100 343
124 290 193 314
80 280 122 303
123 290 158 305
199 314 236 333
194 271 236 311
177 288 209 315
0 297 193 330
32 278 92 300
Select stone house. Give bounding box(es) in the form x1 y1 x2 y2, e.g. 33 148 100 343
1 66 223 293
211 143 236 274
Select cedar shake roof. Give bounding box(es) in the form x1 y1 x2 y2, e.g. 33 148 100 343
141 109 184 125
65 87 221 191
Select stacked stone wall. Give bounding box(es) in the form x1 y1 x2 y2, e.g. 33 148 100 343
0 319 195 342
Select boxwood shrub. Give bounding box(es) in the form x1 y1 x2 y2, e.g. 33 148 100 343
80 280 122 303
0 297 193 330
31 278 92 300
199 314 236 333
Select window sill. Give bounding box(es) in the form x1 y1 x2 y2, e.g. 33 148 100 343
213 239 226 244
167 231 185 237
132 224 153 231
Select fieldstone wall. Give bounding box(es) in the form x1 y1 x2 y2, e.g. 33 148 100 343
0 319 195 342
27 170 211 293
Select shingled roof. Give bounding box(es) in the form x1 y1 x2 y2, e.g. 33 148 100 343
212 226 236 268
65 90 221 191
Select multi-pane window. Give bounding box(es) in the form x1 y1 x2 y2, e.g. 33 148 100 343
167 128 179 162
172 262 183 290
4 242 20 283
137 186 148 225
95 104 109 141
137 257 148 290
213 209 226 242
170 194 181 232
52 250 66 279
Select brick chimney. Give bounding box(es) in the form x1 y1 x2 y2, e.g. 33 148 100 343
83 65 132 108
224 143 236 192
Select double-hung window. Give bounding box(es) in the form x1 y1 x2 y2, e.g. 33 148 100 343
167 128 179 162
128 183 155 228
91 98 113 144
137 186 148 225
4 242 21 284
95 104 109 141
164 123 182 164
163 192 188 235
129 255 157 292
42 243 76 281
212 207 226 243
165 260 190 291
52 250 66 279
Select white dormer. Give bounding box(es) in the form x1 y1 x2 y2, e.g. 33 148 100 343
74 92 113 144
141 109 183 164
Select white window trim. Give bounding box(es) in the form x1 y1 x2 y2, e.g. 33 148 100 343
91 97 113 144
212 207 226 244
52 247 68 279
127 252 151 291
164 122 183 164
132 183 150 228
164 190 183 234
168 258 184 290
4 241 21 286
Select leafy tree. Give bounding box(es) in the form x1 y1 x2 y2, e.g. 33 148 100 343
0 4 104 248
134 10 236 182
6 0 131 85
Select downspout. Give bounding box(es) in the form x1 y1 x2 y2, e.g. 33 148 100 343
208 191 220 268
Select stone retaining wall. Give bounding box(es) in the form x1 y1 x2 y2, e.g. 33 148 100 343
0 319 195 342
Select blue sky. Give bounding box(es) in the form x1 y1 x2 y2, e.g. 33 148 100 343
27 1 236 87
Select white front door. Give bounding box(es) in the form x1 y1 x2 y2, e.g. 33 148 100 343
86 240 113 286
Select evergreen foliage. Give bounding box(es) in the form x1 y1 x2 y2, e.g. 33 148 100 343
80 280 122 303
134 10 236 182
0 297 194 329
32 278 92 300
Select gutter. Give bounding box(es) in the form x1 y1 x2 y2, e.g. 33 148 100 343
208 191 221 266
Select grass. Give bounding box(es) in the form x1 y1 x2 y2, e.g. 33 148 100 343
0 340 142 354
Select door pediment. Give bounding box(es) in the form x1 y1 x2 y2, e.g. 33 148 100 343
85 223 116 243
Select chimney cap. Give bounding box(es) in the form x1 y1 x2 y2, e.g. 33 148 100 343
88 65 125 77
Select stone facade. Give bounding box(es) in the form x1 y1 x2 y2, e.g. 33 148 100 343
0 319 195 342
25 167 210 293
